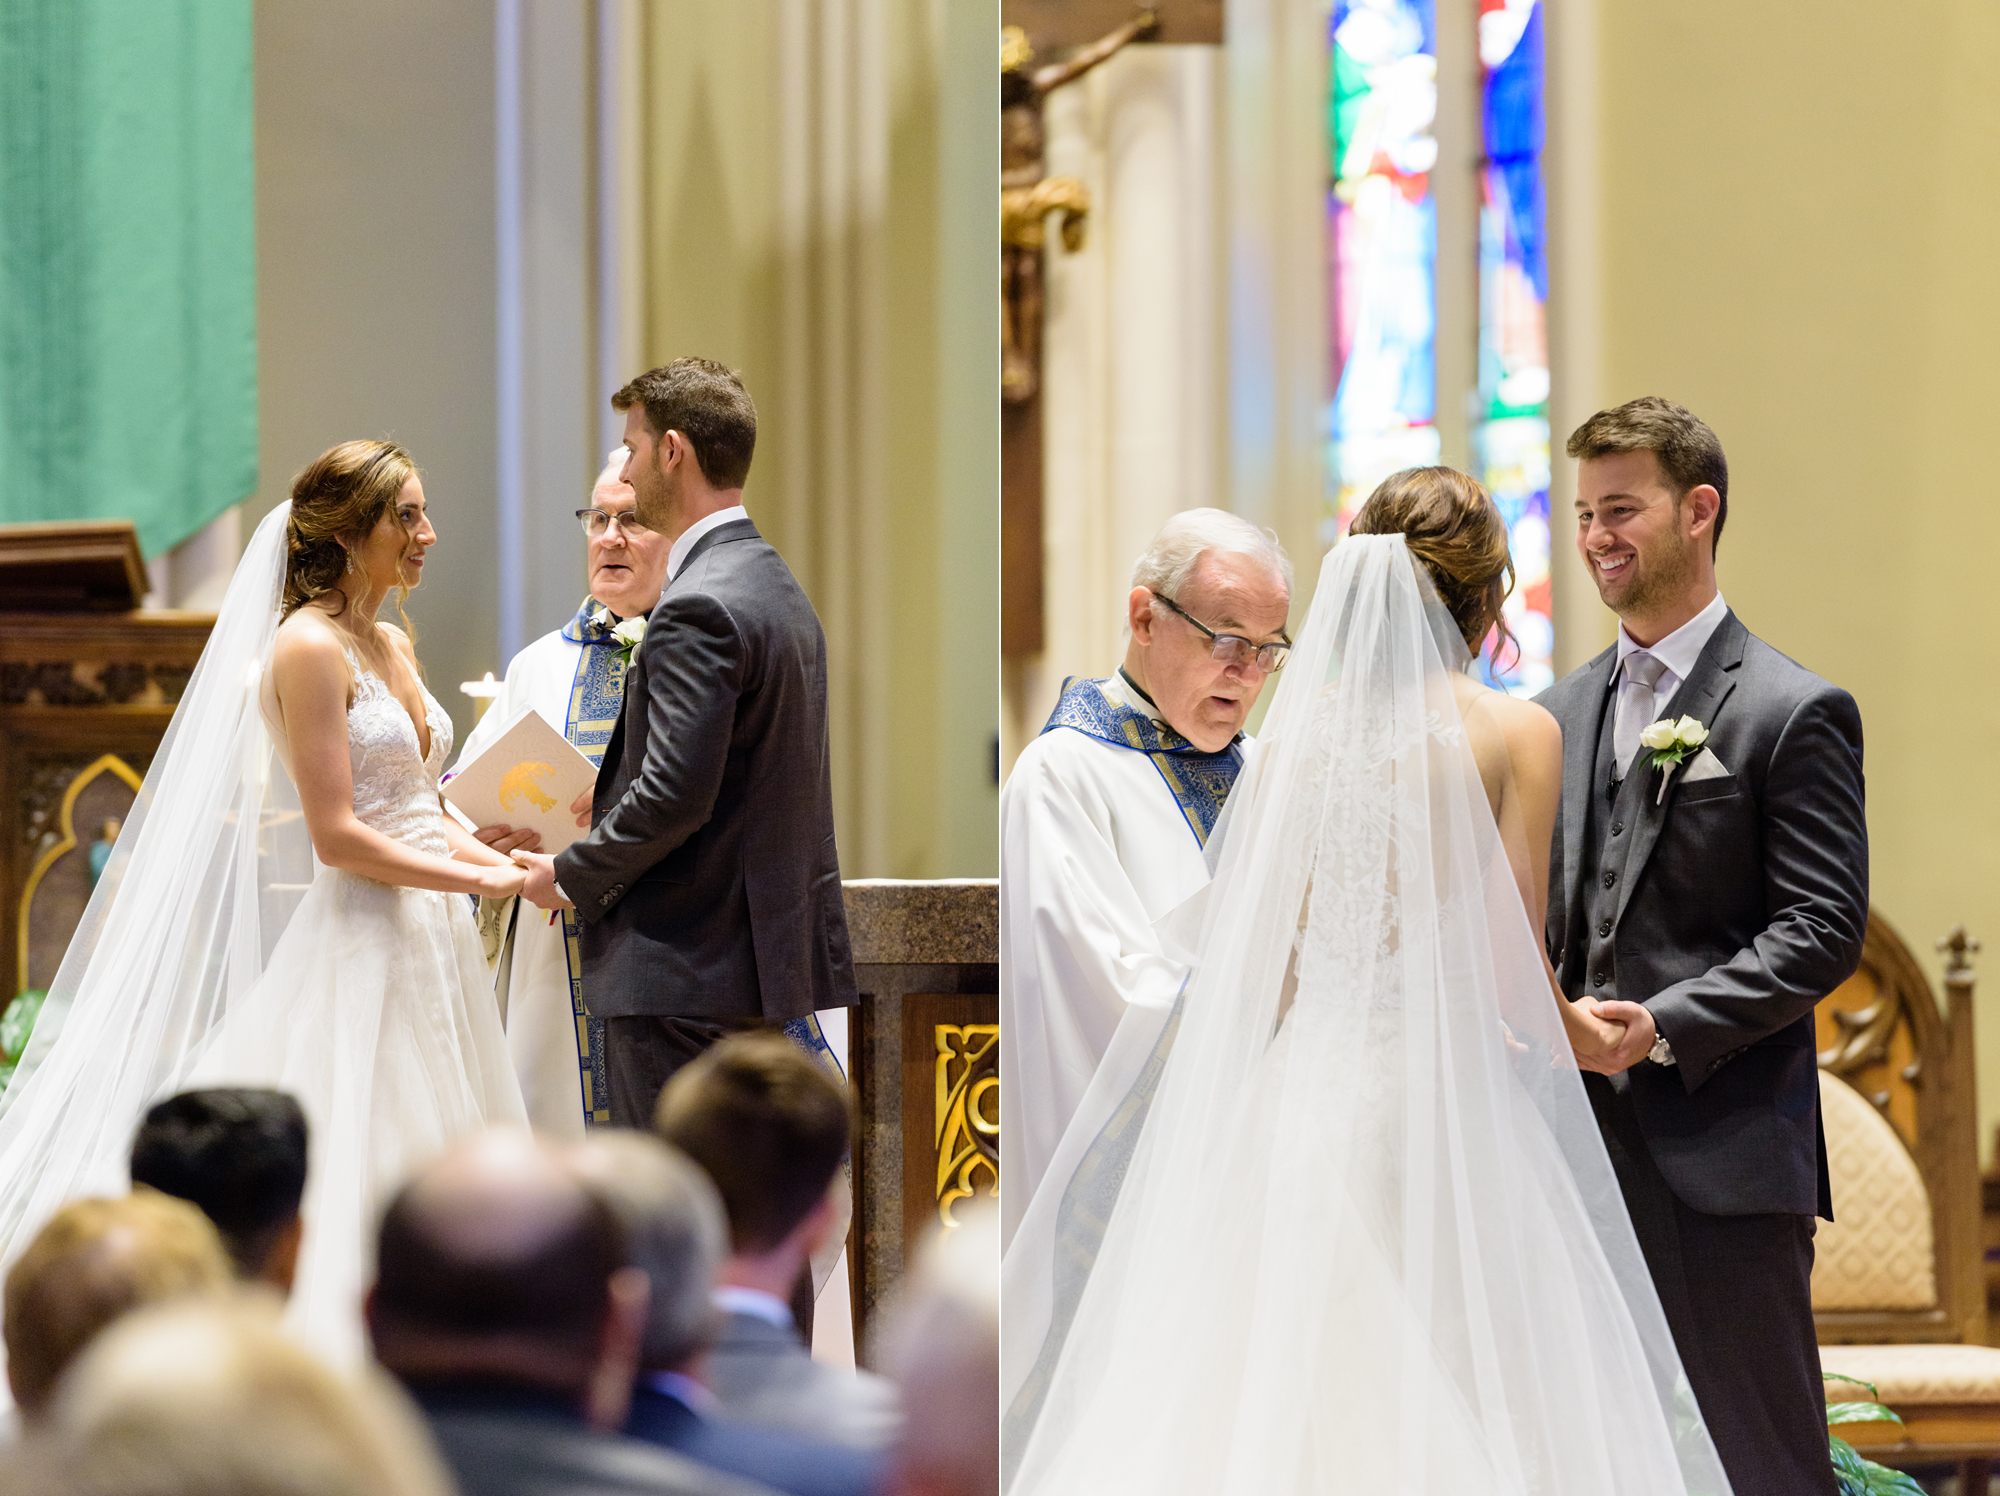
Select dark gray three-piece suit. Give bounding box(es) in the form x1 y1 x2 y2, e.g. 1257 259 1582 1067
554 517 856 1125
1540 609 1867 1496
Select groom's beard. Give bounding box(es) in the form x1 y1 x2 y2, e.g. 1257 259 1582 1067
1601 527 1697 620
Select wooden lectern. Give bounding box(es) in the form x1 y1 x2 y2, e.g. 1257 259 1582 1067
0 521 213 1010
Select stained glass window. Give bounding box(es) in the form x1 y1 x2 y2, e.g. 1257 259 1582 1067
1327 0 1440 537
1474 0 1552 693
1325 0 1554 693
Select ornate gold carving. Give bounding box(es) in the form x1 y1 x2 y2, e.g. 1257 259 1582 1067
934 1023 998 1228
16 754 142 994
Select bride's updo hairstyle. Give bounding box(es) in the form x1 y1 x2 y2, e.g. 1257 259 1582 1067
283 440 419 619
1349 465 1515 661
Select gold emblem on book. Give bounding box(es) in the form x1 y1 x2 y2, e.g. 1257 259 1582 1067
498 761 557 814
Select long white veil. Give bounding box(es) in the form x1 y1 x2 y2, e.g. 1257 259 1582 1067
1005 536 1730 1495
0 504 313 1255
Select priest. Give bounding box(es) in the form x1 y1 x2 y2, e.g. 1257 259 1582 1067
1001 509 1293 1230
447 451 664 1137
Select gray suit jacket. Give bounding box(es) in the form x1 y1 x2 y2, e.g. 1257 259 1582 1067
706 1311 900 1453
412 1382 779 1496
554 519 856 1024
1539 611 1867 1218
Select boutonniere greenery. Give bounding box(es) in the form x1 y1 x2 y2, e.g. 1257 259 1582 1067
610 616 646 667
1639 714 1708 805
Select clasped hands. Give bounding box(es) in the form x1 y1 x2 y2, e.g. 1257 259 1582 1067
1571 999 1659 1076
474 787 594 913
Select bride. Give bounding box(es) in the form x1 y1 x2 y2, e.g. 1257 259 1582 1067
0 441 527 1363
1003 468 1732 1495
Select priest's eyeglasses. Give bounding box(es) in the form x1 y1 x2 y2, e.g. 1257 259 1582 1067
576 508 653 538
1148 589 1291 673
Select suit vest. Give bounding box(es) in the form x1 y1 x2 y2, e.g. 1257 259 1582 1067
1570 683 1657 1005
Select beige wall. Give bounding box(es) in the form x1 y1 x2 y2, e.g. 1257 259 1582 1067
253 0 500 752
1585 2 2000 1153
639 0 998 879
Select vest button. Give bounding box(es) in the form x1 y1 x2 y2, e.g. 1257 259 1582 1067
1593 971 1607 987
1601 869 1617 888
1597 919 1613 938
1611 821 1625 836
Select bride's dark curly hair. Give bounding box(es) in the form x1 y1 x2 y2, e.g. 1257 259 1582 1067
282 440 419 623
1349 466 1516 663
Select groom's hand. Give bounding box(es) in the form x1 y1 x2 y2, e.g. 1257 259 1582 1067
1583 1000 1657 1074
511 851 574 911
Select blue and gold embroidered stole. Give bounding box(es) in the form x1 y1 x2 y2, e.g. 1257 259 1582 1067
1040 676 1243 846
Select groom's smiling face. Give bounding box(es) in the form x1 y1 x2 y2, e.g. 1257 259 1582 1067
1574 450 1718 638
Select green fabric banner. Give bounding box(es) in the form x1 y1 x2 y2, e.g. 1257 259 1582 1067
0 1 256 559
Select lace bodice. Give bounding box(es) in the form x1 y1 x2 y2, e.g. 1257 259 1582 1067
259 637 454 860
342 647 453 856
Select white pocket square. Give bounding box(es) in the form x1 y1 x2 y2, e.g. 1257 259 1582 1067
1682 746 1730 782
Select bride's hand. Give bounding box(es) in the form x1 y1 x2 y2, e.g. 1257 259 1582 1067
477 862 528 900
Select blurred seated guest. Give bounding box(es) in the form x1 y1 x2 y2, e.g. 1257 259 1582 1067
128 1086 309 1293
655 1033 896 1451
876 1210 998 1496
367 1129 774 1496
12 1294 450 1496
3 1193 232 1425
572 1130 883 1496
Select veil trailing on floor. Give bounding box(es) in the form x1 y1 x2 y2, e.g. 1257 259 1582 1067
0 503 313 1255
1005 536 1731 1495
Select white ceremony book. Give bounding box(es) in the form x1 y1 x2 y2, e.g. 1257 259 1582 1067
442 707 598 854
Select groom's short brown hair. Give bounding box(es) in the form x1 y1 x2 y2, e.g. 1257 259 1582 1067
613 358 758 490
654 1031 850 1254
1566 396 1730 555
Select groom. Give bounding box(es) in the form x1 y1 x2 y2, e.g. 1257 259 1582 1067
517 359 855 1128
1539 397 1866 1496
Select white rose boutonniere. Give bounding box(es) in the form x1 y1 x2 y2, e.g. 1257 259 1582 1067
611 616 646 667
1639 715 1709 804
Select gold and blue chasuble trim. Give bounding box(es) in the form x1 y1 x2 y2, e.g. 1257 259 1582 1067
1040 676 1243 846
559 599 623 1126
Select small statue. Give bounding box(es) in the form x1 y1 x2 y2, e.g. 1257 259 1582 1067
87 818 120 885
1001 9 1161 404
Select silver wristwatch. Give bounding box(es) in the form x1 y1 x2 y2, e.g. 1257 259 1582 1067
1648 1030 1676 1067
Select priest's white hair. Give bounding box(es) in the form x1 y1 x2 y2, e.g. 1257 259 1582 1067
593 447 629 492
1130 508 1293 603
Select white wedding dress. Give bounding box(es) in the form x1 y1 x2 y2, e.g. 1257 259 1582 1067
1003 537 1733 1496
0 503 524 1369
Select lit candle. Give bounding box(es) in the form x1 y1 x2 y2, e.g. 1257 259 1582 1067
460 671 501 722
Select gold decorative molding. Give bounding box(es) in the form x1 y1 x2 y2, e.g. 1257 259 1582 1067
16 754 142 995
934 1022 998 1228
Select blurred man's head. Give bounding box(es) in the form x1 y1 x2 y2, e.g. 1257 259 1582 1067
1124 510 1292 753
581 447 669 620
569 1130 728 1375
25 1295 451 1496
654 1032 850 1295
877 1210 998 1496
4 1193 234 1421
366 1130 646 1432
129 1087 308 1294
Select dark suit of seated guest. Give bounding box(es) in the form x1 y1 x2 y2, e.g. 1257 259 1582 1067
655 1033 898 1453
367 1130 778 1496
573 1130 883 1496
129 1087 309 1295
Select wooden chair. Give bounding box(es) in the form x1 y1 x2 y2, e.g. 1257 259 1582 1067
1814 911 2000 1485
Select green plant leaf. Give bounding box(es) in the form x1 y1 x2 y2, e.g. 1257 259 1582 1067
1826 1401 1903 1427
1828 1434 1926 1496
1825 1372 1882 1400
0 990 46 1064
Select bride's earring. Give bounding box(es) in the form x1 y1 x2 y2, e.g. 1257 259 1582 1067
344 549 356 577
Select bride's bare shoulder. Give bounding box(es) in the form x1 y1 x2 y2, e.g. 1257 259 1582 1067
271 609 351 684
1455 680 1561 771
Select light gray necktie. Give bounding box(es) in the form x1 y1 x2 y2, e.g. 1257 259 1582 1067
1612 651 1667 780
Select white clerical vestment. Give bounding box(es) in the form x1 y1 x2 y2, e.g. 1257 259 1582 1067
1000 672 1248 1239
450 600 627 1139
